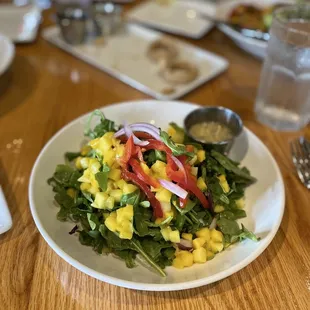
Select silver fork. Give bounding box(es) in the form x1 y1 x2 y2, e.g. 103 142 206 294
290 137 310 189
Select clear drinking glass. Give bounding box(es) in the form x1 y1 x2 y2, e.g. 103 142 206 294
255 4 310 131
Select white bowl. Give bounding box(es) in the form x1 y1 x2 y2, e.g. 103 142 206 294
0 33 14 76
216 0 294 59
29 100 285 291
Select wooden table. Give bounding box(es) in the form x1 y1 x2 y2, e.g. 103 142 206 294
0 3 309 310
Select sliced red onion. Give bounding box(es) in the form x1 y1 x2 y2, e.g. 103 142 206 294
209 218 217 230
123 122 149 146
114 123 161 141
171 156 188 183
177 238 193 250
159 179 188 199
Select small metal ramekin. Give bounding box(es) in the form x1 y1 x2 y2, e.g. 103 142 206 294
184 106 243 154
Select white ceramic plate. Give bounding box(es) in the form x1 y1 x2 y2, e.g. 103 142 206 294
0 4 41 43
43 24 228 100
29 100 285 291
126 0 215 39
216 0 294 59
0 33 15 76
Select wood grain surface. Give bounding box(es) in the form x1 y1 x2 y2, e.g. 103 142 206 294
0 2 310 309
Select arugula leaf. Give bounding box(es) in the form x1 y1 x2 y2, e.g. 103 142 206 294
160 131 194 157
53 165 82 189
87 213 100 230
219 194 230 204
84 110 117 139
120 190 141 207
219 209 246 220
65 152 81 162
133 206 152 236
141 238 173 261
175 213 185 231
217 218 240 235
211 150 257 183
95 164 110 192
114 250 137 268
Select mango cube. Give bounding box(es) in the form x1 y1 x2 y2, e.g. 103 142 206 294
179 251 194 267
235 198 245 209
109 189 123 202
210 229 223 243
123 184 138 194
214 205 225 213
197 150 206 162
197 177 207 191
161 227 172 241
172 257 184 269
193 247 207 263
155 188 172 203
218 175 230 193
105 213 117 232
182 233 193 241
116 179 127 190
169 230 180 243
151 160 167 174
116 205 134 223
196 228 211 242
92 192 109 209
193 237 206 249
108 168 121 181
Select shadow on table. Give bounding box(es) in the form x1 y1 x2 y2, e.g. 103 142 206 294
0 55 37 117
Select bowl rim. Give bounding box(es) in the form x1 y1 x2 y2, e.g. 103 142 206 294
28 100 285 291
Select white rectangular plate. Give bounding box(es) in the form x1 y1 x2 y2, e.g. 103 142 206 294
42 24 228 100
0 4 41 43
126 0 215 39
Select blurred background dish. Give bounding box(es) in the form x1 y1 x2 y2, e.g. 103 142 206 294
0 4 41 43
216 0 294 59
0 33 14 76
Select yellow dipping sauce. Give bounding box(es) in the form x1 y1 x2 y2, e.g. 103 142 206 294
189 121 233 143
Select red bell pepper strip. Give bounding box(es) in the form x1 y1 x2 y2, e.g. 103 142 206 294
120 135 135 167
122 170 163 218
128 158 160 188
143 139 172 154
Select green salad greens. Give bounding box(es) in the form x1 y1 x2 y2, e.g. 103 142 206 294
48 110 258 277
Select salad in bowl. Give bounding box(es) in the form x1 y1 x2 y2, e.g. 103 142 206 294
48 110 258 277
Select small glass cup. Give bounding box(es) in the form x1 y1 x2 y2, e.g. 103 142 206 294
255 4 310 131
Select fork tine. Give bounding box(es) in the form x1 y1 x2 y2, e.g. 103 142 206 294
290 140 306 185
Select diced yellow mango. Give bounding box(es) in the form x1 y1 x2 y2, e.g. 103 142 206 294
141 163 151 175
81 145 91 156
191 167 198 176
236 198 245 209
172 256 184 269
88 185 99 195
123 184 138 194
92 192 109 209
208 240 224 253
109 189 123 202
99 135 113 153
107 180 117 192
103 149 116 167
210 229 223 243
80 157 89 169
182 233 193 241
214 205 225 213
168 126 184 144
193 237 206 249
66 188 76 199
105 197 114 210
196 228 211 242
151 160 167 174
109 168 122 181
116 179 127 190
78 169 91 183
75 157 83 170
218 175 230 193
197 177 207 191
161 226 172 241
116 205 134 223
80 182 91 191
119 228 133 240
115 144 125 159
155 188 172 203
197 150 206 162
169 230 180 243
90 178 99 189
193 247 207 263
89 159 101 174
206 250 215 261
179 251 194 267
105 214 117 232
89 138 100 149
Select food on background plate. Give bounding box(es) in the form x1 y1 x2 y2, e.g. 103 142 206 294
48 110 258 277
147 38 200 85
160 60 199 85
147 39 179 63
228 3 286 32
